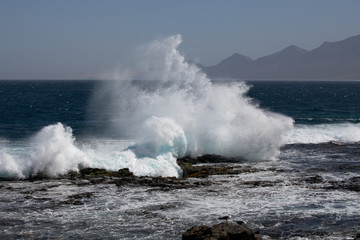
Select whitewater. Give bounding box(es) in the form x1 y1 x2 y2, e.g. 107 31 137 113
1 35 360 180
1 35 296 179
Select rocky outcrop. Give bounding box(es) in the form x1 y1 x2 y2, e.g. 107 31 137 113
182 221 262 240
177 154 257 178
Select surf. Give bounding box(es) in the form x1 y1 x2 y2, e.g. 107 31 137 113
285 123 360 144
0 35 294 179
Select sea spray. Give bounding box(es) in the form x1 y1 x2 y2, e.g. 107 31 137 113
0 151 25 179
90 35 294 163
0 122 183 179
0 35 294 179
29 123 89 177
0 123 89 179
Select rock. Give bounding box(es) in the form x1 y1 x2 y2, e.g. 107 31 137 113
324 177 360 192
80 168 110 177
355 233 360 240
182 222 262 240
178 154 243 165
61 192 93 205
241 180 279 188
177 155 259 179
118 168 135 177
305 175 324 184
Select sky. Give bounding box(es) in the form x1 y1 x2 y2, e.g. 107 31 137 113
1 0 360 80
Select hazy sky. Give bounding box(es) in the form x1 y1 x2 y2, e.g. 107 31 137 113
1 0 360 79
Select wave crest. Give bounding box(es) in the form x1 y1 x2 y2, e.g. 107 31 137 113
91 35 293 161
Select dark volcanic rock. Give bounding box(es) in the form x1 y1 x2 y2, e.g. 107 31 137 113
178 154 242 165
62 192 93 205
324 177 360 192
177 154 256 179
305 175 324 184
355 233 360 240
79 167 135 178
57 155 260 190
182 222 262 240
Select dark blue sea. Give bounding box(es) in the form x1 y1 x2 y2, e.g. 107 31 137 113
0 80 360 239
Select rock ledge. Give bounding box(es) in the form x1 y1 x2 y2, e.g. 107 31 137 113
182 221 262 240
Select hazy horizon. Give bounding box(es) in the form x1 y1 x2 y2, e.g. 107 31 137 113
1 0 360 80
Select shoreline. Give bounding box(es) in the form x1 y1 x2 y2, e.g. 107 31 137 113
1 154 360 239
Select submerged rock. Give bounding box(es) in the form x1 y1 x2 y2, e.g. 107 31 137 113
182 221 262 240
178 154 243 165
61 192 93 205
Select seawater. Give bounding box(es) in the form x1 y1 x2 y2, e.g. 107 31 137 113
1 80 360 239
1 35 360 239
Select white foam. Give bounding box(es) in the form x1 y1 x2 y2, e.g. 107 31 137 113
0 151 25 179
285 123 360 144
0 123 90 179
0 123 182 179
1 35 295 179
91 34 293 161
29 123 90 177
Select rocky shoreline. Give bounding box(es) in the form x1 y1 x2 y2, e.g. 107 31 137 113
2 154 359 194
1 154 360 239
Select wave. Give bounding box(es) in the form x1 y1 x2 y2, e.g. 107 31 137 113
90 34 293 160
0 35 294 179
285 123 360 144
0 123 86 179
0 123 182 179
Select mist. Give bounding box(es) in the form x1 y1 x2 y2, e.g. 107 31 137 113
90 35 293 161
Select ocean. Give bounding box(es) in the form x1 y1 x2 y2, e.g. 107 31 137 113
0 36 360 239
0 79 359 239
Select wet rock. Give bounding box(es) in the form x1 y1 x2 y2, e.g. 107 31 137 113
241 180 280 188
118 168 136 178
180 163 255 179
1 185 14 191
72 179 91 186
70 192 93 199
78 167 135 178
62 199 83 205
324 177 360 192
89 177 107 184
305 175 324 184
178 155 259 179
182 221 262 240
178 154 243 165
61 192 93 205
355 233 360 240
60 162 258 191
32 197 52 201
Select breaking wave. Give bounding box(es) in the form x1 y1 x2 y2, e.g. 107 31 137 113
89 35 293 165
1 35 294 179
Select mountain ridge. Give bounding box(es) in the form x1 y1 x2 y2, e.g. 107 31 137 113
201 34 360 80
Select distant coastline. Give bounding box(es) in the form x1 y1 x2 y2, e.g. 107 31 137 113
201 34 360 80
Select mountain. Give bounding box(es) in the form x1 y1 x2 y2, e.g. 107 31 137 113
203 53 253 79
202 34 360 80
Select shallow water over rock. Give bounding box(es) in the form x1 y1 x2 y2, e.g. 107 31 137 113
1 143 360 239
